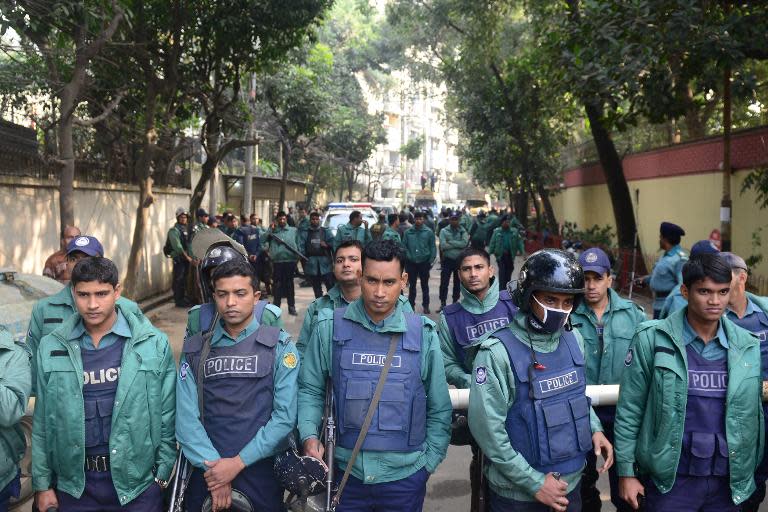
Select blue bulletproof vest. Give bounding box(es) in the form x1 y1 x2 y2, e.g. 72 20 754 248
82 341 123 455
495 328 592 475
678 346 729 476
332 308 426 452
443 290 518 365
183 324 280 458
234 225 261 256
730 308 768 379
199 301 267 335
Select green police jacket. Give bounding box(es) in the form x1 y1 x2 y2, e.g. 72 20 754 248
439 226 469 260
0 329 30 491
402 225 437 264
299 227 334 277
266 225 300 263
333 223 372 251
32 303 177 505
25 285 143 394
487 227 523 260
614 308 764 504
570 289 646 385
185 302 284 337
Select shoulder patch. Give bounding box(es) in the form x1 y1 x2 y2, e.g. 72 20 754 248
475 366 487 385
180 361 189 380
624 348 633 366
283 352 298 369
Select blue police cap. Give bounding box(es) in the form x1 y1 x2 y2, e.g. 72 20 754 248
690 239 719 256
659 222 685 240
66 235 104 257
196 208 209 217
578 247 611 275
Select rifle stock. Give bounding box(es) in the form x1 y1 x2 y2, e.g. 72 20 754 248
324 379 336 512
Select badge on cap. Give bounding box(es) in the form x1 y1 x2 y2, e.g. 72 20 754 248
283 352 298 369
74 236 90 247
209 247 222 258
624 348 633 367
585 251 598 263
180 361 189 380
475 366 487 385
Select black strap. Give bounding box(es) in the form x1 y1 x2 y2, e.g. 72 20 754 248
332 334 399 509
196 312 219 425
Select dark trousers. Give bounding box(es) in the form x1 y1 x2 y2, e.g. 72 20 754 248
406 261 431 309
57 470 162 511
439 256 461 305
497 253 514 290
581 407 632 512
186 459 282 512
470 240 486 250
309 273 334 299
172 256 190 305
490 486 581 511
644 475 737 511
0 471 19 512
273 261 297 308
335 467 429 512
653 309 662 319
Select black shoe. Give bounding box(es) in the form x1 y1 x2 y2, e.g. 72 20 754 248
423 306 431 314
289 307 298 316
437 302 446 313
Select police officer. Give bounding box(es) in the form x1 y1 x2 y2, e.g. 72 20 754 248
301 211 334 299
334 211 372 251
177 259 299 512
438 212 469 312
0 327 31 512
468 249 614 511
659 239 720 319
381 214 402 245
487 215 524 289
32 257 176 511
266 211 300 316
570 248 645 512
297 240 413 355
439 247 518 512
168 207 193 307
722 252 768 512
194 208 210 236
298 239 452 512
26 236 142 391
43 225 81 283
233 213 262 290
636 221 687 319
469 211 492 250
402 211 437 314
616 253 762 510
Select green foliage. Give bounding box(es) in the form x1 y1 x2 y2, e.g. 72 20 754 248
745 226 764 270
561 221 615 248
741 168 768 209
400 135 423 161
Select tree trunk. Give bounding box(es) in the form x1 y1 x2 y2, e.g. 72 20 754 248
278 139 291 211
514 190 528 228
583 101 640 250
530 188 541 228
536 182 559 232
57 115 76 237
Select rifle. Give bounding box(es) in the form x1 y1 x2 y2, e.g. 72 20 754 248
269 232 309 263
167 453 191 512
323 377 336 512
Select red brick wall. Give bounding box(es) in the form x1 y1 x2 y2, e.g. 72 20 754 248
564 126 768 187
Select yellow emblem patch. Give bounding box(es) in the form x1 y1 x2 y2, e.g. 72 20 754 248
283 352 298 369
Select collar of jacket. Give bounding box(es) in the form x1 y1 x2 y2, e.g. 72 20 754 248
48 283 76 307
0 329 14 350
657 307 758 354
574 288 633 318
343 297 407 333
458 276 501 314
50 301 155 351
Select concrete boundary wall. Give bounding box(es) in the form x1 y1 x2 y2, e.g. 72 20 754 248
0 175 190 300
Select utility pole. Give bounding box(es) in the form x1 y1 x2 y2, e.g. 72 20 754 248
721 65 732 252
243 73 256 215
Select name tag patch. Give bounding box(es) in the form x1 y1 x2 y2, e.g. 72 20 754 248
688 370 728 393
538 371 579 394
83 367 121 385
204 355 258 378
466 317 509 341
352 353 402 368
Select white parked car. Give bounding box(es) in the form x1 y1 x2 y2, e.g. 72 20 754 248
321 203 378 236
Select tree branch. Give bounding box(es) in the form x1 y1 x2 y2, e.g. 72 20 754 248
74 90 126 126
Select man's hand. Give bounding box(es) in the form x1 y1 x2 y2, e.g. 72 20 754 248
204 456 245 490
362 220 368 229
35 489 58 511
210 482 232 512
619 476 645 510
534 473 568 510
592 431 614 473
303 437 325 460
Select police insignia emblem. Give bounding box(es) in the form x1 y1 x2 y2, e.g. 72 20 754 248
585 252 598 263
283 352 298 369
209 247 222 258
624 348 633 367
74 236 90 247
180 361 189 380
475 366 487 385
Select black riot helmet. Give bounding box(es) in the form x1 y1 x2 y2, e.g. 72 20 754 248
199 243 248 302
202 489 253 512
274 436 327 500
508 249 585 313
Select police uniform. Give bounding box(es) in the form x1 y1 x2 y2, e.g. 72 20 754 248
614 309 763 510
726 293 768 511
438 218 469 308
402 222 437 312
0 328 30 512
657 240 720 319
300 224 334 299
334 223 372 251
571 249 645 512
297 299 452 511
645 222 687 318
296 286 413 356
176 311 299 512
266 224 300 312
32 304 176 511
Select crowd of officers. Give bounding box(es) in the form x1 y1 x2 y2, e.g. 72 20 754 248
0 214 766 512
